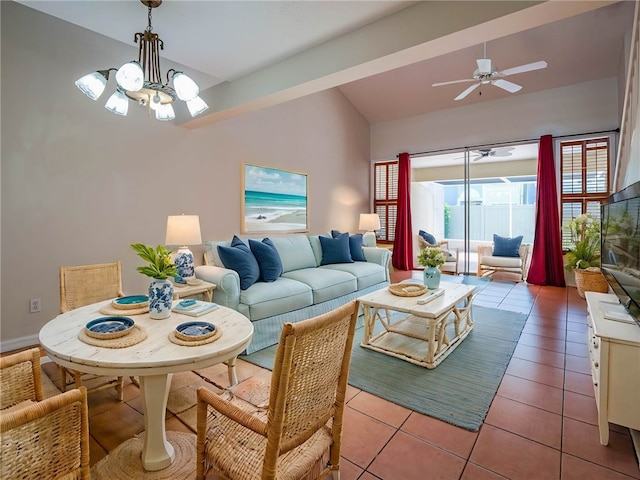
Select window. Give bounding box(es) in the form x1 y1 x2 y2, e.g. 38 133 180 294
560 138 610 248
374 161 398 242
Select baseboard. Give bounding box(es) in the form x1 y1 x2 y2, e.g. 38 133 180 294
1 334 40 353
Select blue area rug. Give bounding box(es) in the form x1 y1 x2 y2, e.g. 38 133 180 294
242 303 527 431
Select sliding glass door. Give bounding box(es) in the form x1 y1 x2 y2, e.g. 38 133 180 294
411 143 538 275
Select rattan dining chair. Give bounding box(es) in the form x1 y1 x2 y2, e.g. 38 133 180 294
59 261 128 399
0 347 44 411
196 300 359 480
0 386 90 480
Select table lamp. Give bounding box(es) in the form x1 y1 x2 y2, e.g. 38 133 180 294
359 213 380 247
165 214 202 280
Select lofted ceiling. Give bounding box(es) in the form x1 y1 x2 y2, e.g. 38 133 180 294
15 1 634 127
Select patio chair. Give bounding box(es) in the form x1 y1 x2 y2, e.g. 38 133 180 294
59 261 128 399
0 347 44 411
196 300 359 480
417 231 459 275
0 386 90 480
477 235 531 281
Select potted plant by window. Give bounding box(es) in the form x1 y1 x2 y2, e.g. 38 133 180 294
131 243 178 319
417 247 447 289
563 214 608 298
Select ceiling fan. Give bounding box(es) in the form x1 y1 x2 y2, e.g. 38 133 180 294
432 43 547 101
471 147 514 161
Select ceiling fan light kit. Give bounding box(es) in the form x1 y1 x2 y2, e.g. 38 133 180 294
74 0 208 121
433 42 547 101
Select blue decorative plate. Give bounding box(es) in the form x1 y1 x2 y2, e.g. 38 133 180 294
175 321 216 341
85 316 134 339
112 295 149 310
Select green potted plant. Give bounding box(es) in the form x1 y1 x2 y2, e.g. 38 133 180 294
562 214 608 298
417 246 447 289
131 243 178 319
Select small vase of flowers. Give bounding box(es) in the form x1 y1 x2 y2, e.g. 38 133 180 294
417 247 447 289
131 243 179 319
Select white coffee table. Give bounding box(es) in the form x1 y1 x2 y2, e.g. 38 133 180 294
358 281 476 368
39 299 253 471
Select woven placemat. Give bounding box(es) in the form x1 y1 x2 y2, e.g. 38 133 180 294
99 305 149 316
168 327 222 346
91 431 196 479
78 325 147 348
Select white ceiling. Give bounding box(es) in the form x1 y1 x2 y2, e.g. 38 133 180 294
16 1 635 127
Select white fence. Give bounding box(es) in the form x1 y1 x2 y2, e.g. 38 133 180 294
447 204 536 243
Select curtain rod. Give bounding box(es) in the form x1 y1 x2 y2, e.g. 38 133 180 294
399 128 620 158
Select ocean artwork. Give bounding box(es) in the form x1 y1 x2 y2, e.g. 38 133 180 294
242 164 308 233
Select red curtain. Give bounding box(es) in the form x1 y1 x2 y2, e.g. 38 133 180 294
392 152 414 270
527 135 566 286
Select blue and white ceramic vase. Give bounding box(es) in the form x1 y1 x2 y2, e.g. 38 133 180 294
423 266 441 290
173 248 195 280
148 279 174 319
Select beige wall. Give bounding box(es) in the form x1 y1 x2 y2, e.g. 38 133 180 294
1 3 371 349
371 77 621 163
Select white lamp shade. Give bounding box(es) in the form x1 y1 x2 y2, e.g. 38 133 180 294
75 71 107 100
173 72 199 101
165 215 202 246
186 96 209 117
359 213 381 231
115 61 144 92
104 90 129 116
155 103 175 121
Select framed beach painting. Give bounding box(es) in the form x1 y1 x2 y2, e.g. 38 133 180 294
241 164 308 234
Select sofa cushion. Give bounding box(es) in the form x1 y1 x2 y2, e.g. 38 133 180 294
240 277 313 321
269 235 317 273
418 230 437 245
217 236 260 290
249 238 283 282
321 262 386 290
493 234 523 257
205 240 229 266
307 234 326 266
320 234 353 265
331 230 366 262
282 268 357 303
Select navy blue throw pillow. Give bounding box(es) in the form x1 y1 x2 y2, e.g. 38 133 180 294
418 230 437 246
249 238 283 282
492 234 523 257
217 236 260 290
320 234 353 265
331 230 367 262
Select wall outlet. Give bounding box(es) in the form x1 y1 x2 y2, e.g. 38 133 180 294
29 298 41 313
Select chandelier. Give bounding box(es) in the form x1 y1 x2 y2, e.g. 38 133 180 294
75 0 208 121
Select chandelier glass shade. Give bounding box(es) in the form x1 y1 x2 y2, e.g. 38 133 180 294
74 0 208 121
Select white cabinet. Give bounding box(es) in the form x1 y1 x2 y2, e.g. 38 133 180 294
586 292 640 451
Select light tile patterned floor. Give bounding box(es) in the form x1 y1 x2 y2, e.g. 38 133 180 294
38 270 640 479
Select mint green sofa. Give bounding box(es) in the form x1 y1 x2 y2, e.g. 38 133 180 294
195 234 391 353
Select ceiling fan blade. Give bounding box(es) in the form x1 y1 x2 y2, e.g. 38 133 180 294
492 79 522 93
454 83 480 101
500 61 547 76
432 78 476 87
491 147 514 156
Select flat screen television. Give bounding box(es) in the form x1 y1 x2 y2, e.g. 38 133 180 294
600 180 640 328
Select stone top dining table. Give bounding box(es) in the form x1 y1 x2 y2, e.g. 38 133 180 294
39 299 253 472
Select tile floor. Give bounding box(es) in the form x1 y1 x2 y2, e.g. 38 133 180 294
39 270 640 479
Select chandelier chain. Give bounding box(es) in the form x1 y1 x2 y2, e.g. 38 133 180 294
147 4 153 32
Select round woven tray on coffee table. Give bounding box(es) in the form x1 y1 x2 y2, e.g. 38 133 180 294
388 282 427 297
